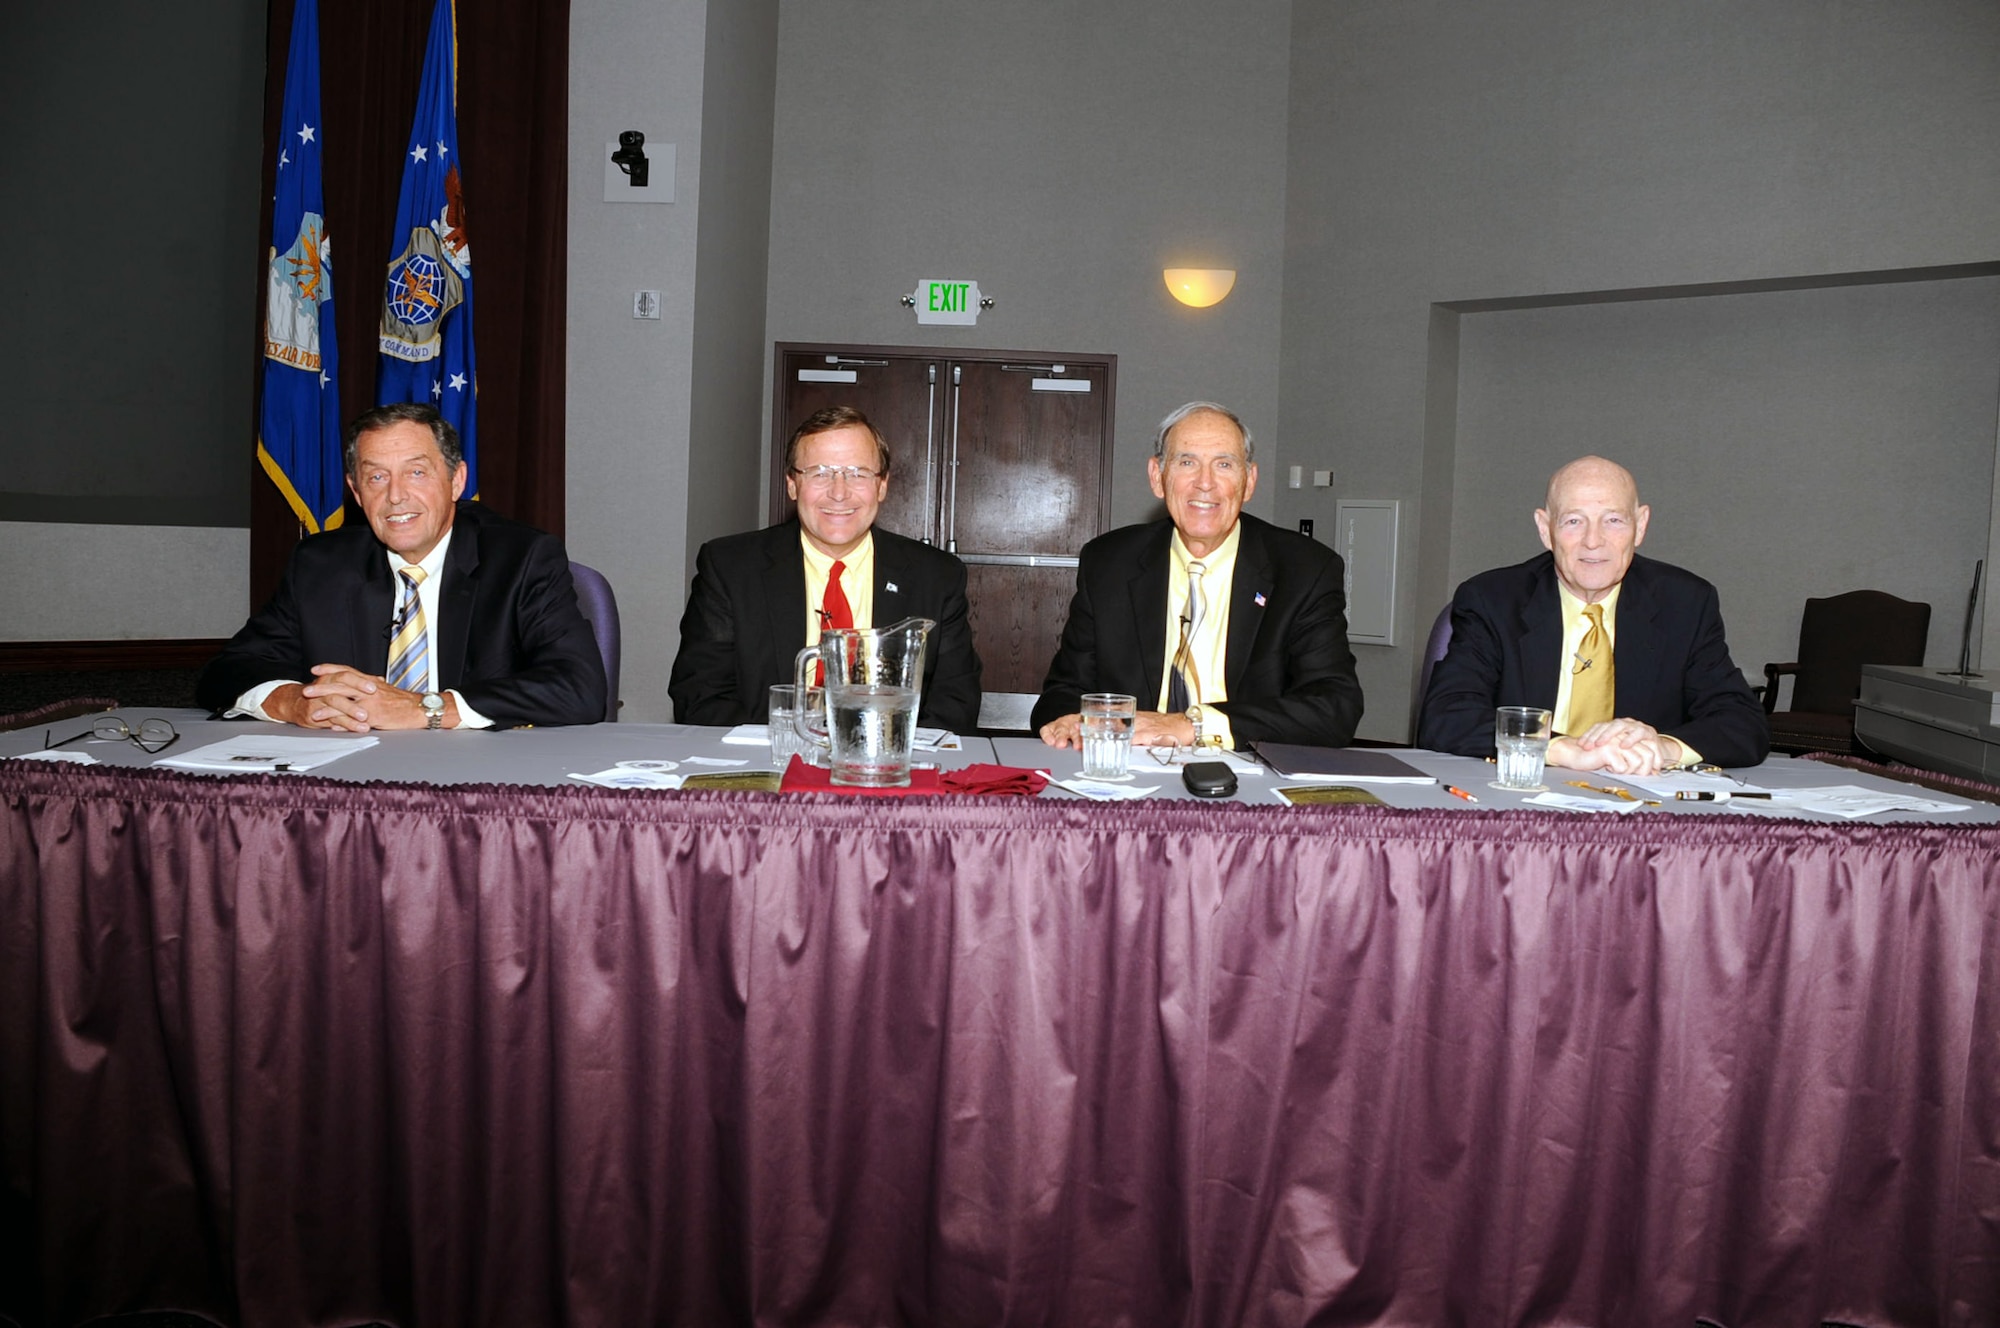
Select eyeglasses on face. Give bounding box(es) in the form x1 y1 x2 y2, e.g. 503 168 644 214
791 464 880 489
45 716 181 755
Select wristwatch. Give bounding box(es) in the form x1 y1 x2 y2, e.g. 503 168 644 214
1185 705 1204 749
421 692 445 730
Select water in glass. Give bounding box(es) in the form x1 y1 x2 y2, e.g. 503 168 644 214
829 684 919 786
1495 735 1548 790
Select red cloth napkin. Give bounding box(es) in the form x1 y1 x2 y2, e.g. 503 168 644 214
779 757 1047 798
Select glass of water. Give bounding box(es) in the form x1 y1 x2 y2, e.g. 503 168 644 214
1493 706 1553 791
1079 693 1137 781
769 683 803 768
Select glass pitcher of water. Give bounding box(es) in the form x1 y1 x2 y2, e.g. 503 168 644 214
793 617 934 787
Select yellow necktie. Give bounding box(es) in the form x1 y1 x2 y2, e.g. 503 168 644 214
1568 602 1615 732
387 567 430 693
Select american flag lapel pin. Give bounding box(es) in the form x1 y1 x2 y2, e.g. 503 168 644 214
1254 591 1267 607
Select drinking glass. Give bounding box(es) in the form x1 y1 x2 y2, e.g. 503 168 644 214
1079 693 1137 780
768 684 803 767
1493 706 1553 791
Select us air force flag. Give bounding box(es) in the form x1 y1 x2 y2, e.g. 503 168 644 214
377 0 478 495
259 0 343 532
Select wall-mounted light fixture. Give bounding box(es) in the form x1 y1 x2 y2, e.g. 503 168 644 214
1164 268 1236 308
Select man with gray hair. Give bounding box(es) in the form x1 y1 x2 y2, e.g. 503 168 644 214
198 402 606 729
1033 401 1363 751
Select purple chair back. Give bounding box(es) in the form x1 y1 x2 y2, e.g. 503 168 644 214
569 561 621 722
1412 604 1454 742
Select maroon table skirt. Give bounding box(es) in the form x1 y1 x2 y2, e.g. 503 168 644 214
3 763 1997 1326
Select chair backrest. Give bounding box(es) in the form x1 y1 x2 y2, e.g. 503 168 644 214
1791 589 1929 717
1411 603 1455 740
976 691 1038 734
569 561 622 722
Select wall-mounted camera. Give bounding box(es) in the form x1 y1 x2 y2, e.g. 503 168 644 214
610 131 649 188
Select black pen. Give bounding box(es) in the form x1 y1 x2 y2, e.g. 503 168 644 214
1674 790 1772 801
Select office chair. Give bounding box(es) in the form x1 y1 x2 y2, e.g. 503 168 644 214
975 691 1038 736
569 561 622 722
1759 589 1929 756
1410 604 1454 743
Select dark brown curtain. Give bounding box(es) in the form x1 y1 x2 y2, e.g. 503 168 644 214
6 763 1999 1326
250 0 572 608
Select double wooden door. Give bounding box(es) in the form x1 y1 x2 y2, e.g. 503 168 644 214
771 343 1116 696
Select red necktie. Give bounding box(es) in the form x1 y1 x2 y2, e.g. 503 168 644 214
814 561 855 687
823 560 854 630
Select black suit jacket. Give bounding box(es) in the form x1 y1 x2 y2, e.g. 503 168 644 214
196 501 607 728
668 521 982 733
1416 551 1769 766
1030 514 1363 749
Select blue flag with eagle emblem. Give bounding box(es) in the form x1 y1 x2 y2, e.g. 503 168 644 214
259 0 343 531
377 0 478 496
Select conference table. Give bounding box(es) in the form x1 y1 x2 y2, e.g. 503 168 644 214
3 709 1997 1327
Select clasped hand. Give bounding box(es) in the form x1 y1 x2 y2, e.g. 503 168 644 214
269 663 446 732
1040 709 1197 749
1547 718 1681 776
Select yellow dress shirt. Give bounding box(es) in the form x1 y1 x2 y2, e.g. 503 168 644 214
1158 523 1240 749
800 531 876 645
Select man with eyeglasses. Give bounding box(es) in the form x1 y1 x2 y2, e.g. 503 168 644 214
197 403 606 731
669 405 982 732
1033 401 1363 752
1417 455 1768 772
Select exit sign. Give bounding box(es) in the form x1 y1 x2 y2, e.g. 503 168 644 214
908 278 985 326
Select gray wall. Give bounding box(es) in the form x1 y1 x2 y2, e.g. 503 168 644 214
762 0 1295 529
1281 0 2000 738
0 0 263 529
685 0 780 567
566 0 725 720
0 0 261 639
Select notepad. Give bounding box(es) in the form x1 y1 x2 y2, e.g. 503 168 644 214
1250 742 1436 784
157 734 378 773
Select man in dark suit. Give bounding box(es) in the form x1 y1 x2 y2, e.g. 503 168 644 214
1032 402 1362 751
668 406 981 732
198 403 606 730
1417 455 1768 771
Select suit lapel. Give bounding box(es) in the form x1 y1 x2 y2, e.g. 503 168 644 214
1224 520 1272 694
1518 561 1565 711
350 542 397 674
1127 524 1174 705
438 509 477 689
873 533 911 627
759 523 809 678
1611 557 1663 715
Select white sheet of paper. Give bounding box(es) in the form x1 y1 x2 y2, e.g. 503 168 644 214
570 768 685 789
1754 784 1969 818
1524 791 1647 814
1052 777 1161 801
157 735 379 773
1625 770 1768 797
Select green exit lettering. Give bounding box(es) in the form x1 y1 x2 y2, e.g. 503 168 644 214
928 282 968 312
